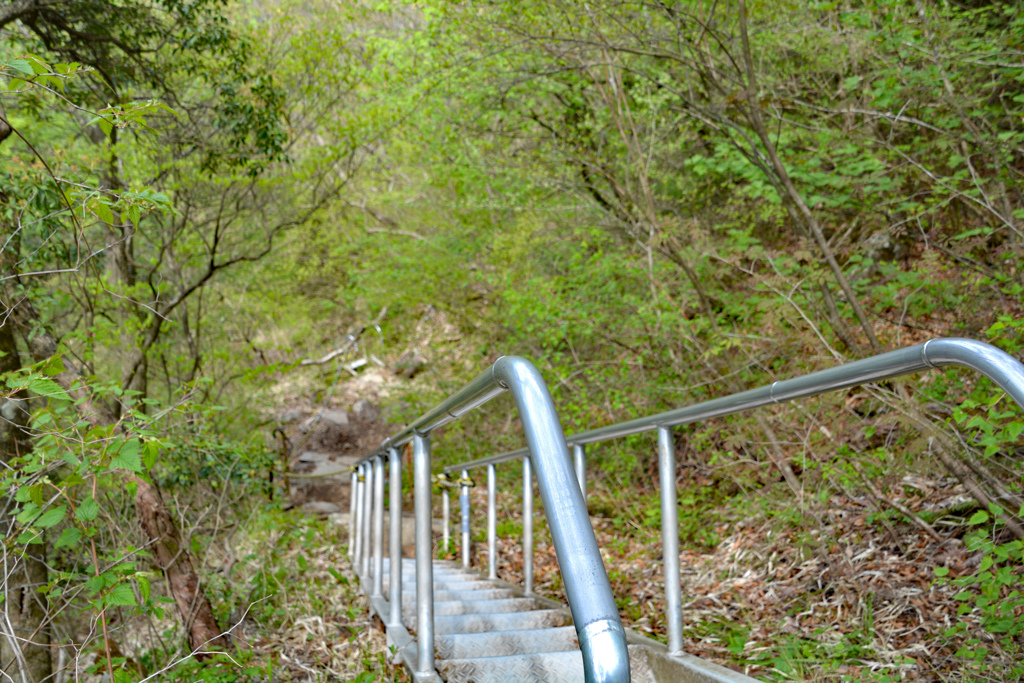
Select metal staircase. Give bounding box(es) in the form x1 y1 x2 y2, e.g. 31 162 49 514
347 339 1024 683
383 558 643 683
365 557 745 683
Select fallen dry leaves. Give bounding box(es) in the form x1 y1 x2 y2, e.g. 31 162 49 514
470 475 1022 682
231 518 411 683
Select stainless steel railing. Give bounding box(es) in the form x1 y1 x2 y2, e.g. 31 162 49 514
348 356 630 683
434 337 1024 658
348 338 1024 678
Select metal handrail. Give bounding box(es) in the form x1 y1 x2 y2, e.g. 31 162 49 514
349 356 630 683
436 337 1024 659
566 337 1024 442
444 337 1024 464
442 448 528 473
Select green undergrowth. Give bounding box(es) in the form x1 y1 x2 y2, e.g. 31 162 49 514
143 510 408 683
588 482 732 551
935 511 1024 681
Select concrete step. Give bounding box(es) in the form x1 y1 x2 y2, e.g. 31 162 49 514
406 588 517 603
382 563 471 577
436 645 659 683
385 580 503 593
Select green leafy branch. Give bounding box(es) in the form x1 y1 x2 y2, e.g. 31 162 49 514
1 54 90 93
65 185 175 230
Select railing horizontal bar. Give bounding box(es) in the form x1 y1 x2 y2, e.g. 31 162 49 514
571 338 1024 443
438 339 1024 472
442 448 528 473
568 343 932 444
353 369 507 468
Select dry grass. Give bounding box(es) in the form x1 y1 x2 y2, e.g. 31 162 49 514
94 510 408 683
468 475 1023 682
228 511 410 683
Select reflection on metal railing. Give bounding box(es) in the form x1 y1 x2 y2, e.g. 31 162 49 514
349 338 1024 679
445 338 1024 656
349 356 630 683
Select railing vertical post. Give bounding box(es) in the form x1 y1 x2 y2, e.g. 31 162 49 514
372 455 385 599
442 486 450 555
658 426 683 655
388 447 403 628
522 456 533 595
362 459 374 578
494 357 629 683
413 433 435 676
460 469 471 568
573 443 587 501
487 462 497 580
352 465 364 568
348 469 358 558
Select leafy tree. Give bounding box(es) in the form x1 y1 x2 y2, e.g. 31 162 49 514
0 1 317 674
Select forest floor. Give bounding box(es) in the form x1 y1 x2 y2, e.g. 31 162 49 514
236 364 1019 683
245 475 999 683
474 478 993 682
224 512 410 683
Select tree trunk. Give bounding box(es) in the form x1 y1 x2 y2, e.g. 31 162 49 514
98 126 150 414
133 477 231 654
0 177 52 683
0 325 52 683
737 0 882 354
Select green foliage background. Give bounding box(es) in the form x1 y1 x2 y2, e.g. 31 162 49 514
3 0 1024 680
